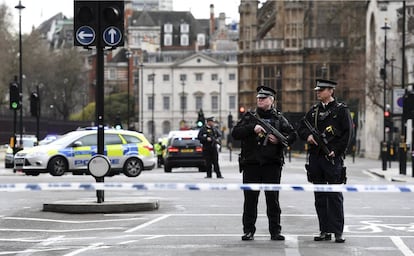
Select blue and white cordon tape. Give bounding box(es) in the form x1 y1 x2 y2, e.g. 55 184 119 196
0 182 413 192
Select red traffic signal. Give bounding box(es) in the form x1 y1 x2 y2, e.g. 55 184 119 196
384 111 390 118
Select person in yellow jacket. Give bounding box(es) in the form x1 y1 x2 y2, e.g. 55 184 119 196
154 142 165 168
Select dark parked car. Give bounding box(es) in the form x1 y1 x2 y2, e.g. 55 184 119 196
163 130 206 173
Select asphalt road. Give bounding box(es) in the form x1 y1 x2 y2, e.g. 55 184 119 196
0 153 413 256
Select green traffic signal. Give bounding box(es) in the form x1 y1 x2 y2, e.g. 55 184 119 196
9 82 20 110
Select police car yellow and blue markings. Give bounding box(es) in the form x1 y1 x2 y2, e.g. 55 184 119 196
52 143 146 167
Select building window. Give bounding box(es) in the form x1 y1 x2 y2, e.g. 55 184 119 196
180 74 187 81
195 73 203 81
195 96 203 110
197 33 205 46
108 68 116 80
163 96 170 110
164 34 172 46
229 73 236 80
211 95 218 111
164 23 173 33
180 23 189 33
180 34 189 46
163 74 170 81
211 74 218 81
147 74 155 82
180 95 187 111
229 95 236 110
148 95 154 110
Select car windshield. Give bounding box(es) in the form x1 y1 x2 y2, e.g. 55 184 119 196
47 131 86 146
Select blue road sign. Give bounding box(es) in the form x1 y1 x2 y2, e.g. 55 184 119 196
76 26 96 46
103 26 123 46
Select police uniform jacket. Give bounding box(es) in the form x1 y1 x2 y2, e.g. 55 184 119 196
197 125 221 153
232 108 296 166
298 100 352 157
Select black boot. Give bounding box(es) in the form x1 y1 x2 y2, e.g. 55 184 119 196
241 232 254 241
314 232 332 241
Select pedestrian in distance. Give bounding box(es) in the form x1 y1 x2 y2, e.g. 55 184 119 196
231 86 297 241
297 79 353 243
197 116 223 179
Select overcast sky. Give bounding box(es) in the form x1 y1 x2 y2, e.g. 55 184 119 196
2 0 244 33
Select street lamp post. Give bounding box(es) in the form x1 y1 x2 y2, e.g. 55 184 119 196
151 73 155 144
126 50 131 129
181 79 185 123
381 19 390 171
139 62 144 132
218 79 222 125
15 0 25 146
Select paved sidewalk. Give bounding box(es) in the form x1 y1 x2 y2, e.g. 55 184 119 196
366 166 414 183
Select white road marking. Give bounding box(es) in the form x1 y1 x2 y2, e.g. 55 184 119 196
390 236 414 256
124 214 171 233
63 242 105 256
2 216 145 223
0 227 122 232
284 235 301 256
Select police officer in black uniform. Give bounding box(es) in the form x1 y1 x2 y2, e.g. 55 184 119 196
197 117 223 178
232 86 296 241
297 79 353 243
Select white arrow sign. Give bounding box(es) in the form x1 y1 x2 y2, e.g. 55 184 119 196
103 26 122 46
78 30 94 40
108 28 117 43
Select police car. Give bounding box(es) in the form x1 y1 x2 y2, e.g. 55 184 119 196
13 128 156 177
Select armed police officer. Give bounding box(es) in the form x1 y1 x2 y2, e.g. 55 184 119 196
197 116 223 178
297 79 353 243
231 86 296 241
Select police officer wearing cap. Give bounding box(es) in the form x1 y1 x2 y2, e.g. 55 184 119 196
232 86 296 241
297 79 353 243
197 116 223 178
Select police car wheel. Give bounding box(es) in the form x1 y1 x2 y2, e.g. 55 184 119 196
123 158 143 177
48 156 68 176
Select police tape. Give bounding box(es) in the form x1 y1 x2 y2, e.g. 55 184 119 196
0 182 413 192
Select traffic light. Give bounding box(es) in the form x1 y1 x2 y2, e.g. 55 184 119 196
99 1 124 47
30 92 40 117
74 1 98 46
74 1 124 47
384 106 392 133
115 115 122 129
196 109 205 128
238 106 246 118
9 82 20 110
227 113 233 129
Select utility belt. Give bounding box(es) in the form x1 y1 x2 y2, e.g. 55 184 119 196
304 158 347 184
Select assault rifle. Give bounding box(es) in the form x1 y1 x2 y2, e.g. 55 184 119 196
246 111 288 147
302 118 335 165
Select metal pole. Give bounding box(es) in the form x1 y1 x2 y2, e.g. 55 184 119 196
126 51 131 129
381 20 390 171
96 43 105 203
181 80 185 122
400 0 407 175
36 85 40 143
15 1 25 148
151 73 155 144
219 79 222 125
140 63 144 132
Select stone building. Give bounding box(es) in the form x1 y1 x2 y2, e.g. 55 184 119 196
237 0 366 149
